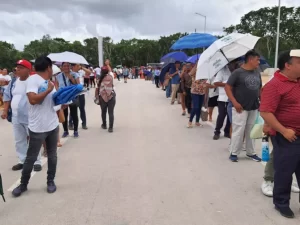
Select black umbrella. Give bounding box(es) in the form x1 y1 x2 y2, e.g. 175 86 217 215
0 174 5 202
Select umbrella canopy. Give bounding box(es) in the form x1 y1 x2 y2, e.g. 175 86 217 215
196 33 260 80
160 51 188 64
186 54 201 64
52 84 84 106
0 174 5 202
239 55 269 65
52 65 61 75
48 51 89 65
159 63 175 84
171 33 218 50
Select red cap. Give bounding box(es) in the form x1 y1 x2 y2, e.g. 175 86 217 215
16 59 32 70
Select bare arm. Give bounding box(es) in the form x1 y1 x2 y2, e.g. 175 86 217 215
260 112 288 135
3 101 10 113
27 90 51 105
225 84 238 105
214 82 226 87
81 67 91 75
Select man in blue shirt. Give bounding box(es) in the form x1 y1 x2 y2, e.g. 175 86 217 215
169 61 181 105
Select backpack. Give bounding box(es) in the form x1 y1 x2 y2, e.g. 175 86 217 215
7 77 17 123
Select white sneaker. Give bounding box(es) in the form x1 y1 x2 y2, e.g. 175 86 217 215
292 182 300 193
261 181 273 197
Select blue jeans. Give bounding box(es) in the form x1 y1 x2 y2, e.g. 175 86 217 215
166 82 172 98
189 94 204 123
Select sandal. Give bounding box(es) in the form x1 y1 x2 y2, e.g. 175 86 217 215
43 149 47 158
195 123 203 127
57 143 62 147
187 123 193 128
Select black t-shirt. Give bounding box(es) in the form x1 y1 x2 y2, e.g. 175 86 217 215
227 68 262 111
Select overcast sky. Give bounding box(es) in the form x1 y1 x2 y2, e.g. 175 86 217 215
0 0 297 50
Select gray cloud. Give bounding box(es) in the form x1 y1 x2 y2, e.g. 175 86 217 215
0 0 298 50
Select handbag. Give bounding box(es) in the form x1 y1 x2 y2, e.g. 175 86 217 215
250 112 264 139
62 73 80 107
200 91 209 122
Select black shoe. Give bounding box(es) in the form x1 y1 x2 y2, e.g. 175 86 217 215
213 134 220 140
12 163 23 171
47 181 57 194
108 127 113 133
82 125 88 130
69 124 74 131
12 184 27 197
275 206 294 218
224 133 231 138
101 124 107 129
34 164 42 172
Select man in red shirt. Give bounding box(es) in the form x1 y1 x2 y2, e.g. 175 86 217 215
260 50 300 218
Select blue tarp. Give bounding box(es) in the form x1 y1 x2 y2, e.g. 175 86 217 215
53 84 84 106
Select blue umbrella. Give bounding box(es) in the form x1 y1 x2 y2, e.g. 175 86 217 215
239 55 269 65
160 51 188 64
159 63 175 84
53 84 84 106
186 54 201 64
171 33 218 50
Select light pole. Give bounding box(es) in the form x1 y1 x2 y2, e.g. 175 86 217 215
195 12 207 33
274 0 281 69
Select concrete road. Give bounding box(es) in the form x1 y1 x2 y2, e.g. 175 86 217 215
0 79 299 225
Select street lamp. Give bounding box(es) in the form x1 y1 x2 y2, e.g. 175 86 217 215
274 0 281 69
195 12 207 33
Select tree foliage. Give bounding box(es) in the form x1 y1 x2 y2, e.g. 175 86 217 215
1 6 299 70
223 6 300 66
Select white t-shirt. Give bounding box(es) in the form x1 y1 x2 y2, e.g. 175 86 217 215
26 74 59 133
94 67 101 76
0 74 12 90
214 66 231 102
11 78 27 116
208 76 219 98
77 70 85 85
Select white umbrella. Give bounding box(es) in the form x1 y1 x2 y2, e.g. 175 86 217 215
52 65 61 75
48 51 89 65
196 33 260 80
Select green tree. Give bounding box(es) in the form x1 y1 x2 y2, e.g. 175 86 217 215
223 6 300 66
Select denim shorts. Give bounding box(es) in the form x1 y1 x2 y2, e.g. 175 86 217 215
227 101 233 123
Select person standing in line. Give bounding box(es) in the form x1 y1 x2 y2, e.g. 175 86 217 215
207 75 218 122
179 64 187 115
123 66 129 83
83 66 90 89
187 63 207 128
169 61 181 105
94 66 101 81
68 64 90 130
260 50 300 218
225 50 262 162
213 65 232 140
55 62 80 138
1 60 42 172
95 60 116 133
89 68 96 88
12 56 59 197
181 63 193 117
154 67 161 88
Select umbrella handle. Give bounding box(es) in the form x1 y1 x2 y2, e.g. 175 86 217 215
2 195 5 202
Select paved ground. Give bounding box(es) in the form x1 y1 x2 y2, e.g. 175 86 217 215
0 79 299 225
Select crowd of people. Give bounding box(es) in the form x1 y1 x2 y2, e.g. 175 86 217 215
1 48 300 219
157 49 300 219
0 56 116 197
